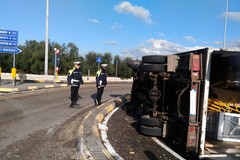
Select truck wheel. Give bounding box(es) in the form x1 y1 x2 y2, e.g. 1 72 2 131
142 55 167 64
127 60 140 70
140 125 162 136
142 64 166 72
140 115 162 127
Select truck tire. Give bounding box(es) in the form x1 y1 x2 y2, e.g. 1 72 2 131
140 115 162 127
140 125 162 136
142 55 167 64
141 64 166 72
127 60 140 70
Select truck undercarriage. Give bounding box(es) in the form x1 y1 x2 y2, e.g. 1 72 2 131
128 48 240 159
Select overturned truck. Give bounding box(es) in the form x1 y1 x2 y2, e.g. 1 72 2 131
128 48 240 159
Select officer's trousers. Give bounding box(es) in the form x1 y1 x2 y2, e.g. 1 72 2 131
96 87 104 104
71 86 79 102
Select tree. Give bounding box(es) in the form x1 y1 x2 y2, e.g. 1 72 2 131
0 53 12 72
118 57 133 78
1 39 134 79
16 40 46 74
85 51 100 75
102 52 114 76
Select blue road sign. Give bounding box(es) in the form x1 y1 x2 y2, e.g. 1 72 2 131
0 29 18 36
0 35 18 41
0 48 22 54
96 57 102 63
0 29 19 54
0 41 18 47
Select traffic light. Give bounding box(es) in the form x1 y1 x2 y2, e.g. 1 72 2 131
56 54 60 66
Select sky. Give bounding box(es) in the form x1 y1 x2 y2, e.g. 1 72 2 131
1 0 240 59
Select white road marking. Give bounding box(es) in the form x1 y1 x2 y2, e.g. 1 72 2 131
152 137 185 160
100 107 124 160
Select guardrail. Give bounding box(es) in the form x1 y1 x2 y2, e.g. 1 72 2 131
0 73 132 82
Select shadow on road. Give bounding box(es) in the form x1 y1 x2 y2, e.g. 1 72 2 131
144 150 159 160
109 94 122 97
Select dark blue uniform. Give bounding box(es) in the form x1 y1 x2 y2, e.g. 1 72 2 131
95 68 107 105
68 68 84 107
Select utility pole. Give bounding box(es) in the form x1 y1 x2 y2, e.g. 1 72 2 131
223 0 228 49
44 0 49 75
115 60 118 79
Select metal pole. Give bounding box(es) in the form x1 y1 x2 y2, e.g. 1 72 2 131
54 48 57 85
13 54 15 68
13 54 16 86
0 67 1 84
44 0 49 75
87 69 90 81
115 60 118 79
54 52 56 85
223 0 228 49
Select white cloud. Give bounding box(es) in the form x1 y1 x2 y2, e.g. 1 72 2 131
183 36 197 42
213 41 223 45
104 41 118 45
121 39 207 59
111 23 123 30
228 12 240 21
213 39 240 50
121 38 240 59
221 12 240 22
157 32 165 37
228 39 240 48
114 1 153 24
88 18 99 24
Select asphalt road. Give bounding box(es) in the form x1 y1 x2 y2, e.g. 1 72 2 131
0 82 132 159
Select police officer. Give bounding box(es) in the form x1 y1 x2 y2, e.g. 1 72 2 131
95 64 108 106
67 61 84 107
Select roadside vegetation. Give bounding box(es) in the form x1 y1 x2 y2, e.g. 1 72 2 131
0 40 134 78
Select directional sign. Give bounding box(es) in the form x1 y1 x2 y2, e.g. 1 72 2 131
0 48 22 54
0 29 19 54
96 57 102 63
0 41 18 47
0 29 18 36
0 35 18 41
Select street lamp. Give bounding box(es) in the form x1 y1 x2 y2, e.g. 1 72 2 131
223 0 228 49
115 60 118 80
44 0 49 75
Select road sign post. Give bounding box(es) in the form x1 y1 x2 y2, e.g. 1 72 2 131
0 67 1 83
0 29 21 86
96 57 102 70
54 48 60 85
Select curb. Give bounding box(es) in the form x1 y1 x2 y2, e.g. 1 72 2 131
0 83 69 93
78 94 131 160
0 88 19 93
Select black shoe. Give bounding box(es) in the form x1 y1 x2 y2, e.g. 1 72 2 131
94 99 98 106
97 100 101 106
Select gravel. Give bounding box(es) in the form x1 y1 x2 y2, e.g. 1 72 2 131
107 105 179 160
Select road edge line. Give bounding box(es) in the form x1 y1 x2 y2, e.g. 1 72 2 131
152 137 185 160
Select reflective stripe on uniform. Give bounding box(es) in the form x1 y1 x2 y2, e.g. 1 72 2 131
68 67 75 75
96 70 101 77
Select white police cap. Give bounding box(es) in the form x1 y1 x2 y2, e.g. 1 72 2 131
101 64 108 68
74 61 81 65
